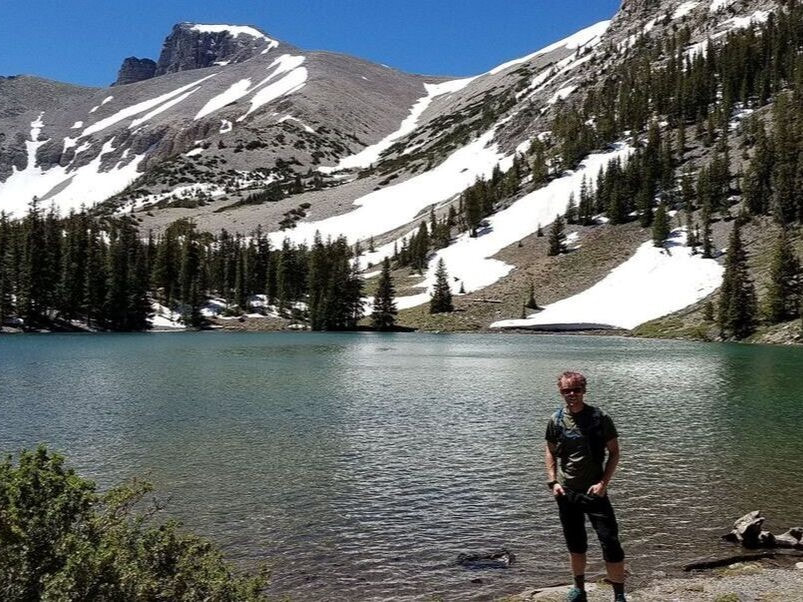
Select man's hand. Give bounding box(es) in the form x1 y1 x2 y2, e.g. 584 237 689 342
552 483 565 497
587 481 607 497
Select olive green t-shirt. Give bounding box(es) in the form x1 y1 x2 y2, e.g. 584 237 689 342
545 404 618 492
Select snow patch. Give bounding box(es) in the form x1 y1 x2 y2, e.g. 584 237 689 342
196 78 253 120
673 2 699 20
71 121 83 129
547 85 577 105
0 125 145 218
239 57 308 120
270 128 506 249
278 115 316 133
81 74 216 138
220 119 233 133
129 87 201 129
191 24 278 50
492 229 723 330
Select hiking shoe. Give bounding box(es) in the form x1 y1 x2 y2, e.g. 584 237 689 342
566 587 587 602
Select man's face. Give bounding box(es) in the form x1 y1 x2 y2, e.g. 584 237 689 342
559 378 586 411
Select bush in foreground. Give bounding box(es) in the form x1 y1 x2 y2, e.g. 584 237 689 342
0 446 268 601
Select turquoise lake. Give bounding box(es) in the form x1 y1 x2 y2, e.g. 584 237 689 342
1 332 801 600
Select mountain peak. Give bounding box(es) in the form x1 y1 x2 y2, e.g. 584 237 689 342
154 22 280 77
111 22 282 86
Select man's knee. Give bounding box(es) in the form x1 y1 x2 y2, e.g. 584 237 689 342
601 537 625 563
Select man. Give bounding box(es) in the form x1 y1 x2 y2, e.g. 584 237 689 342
545 371 626 602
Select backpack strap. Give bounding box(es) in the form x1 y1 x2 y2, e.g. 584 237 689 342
554 405 607 467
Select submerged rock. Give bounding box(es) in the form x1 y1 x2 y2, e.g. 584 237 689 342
457 548 516 569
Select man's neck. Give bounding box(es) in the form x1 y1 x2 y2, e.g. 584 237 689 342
567 401 586 415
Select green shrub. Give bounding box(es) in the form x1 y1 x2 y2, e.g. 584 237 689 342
0 446 268 601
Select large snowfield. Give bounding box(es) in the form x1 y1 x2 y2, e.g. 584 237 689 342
491 229 724 330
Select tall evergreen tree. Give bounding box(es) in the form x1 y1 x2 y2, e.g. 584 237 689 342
547 215 567 256
84 221 107 329
718 219 757 339
652 202 671 247
429 258 453 314
371 257 397 331
764 228 802 323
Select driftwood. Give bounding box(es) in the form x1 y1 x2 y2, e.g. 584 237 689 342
684 549 803 571
684 552 778 571
722 511 803 550
686 512 803 571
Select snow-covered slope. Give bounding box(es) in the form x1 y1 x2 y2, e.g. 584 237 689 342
3 0 775 327
491 230 724 330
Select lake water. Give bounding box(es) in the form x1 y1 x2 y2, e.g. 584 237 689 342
1 333 801 600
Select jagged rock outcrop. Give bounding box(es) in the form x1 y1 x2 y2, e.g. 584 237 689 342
154 23 273 76
112 57 157 86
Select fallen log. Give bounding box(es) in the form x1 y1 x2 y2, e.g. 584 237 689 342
684 550 803 571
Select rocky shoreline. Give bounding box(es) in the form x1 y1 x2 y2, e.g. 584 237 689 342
510 556 803 601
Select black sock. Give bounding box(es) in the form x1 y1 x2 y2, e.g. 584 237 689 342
612 581 625 597
573 574 585 590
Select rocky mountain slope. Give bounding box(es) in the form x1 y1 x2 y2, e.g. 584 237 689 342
1 0 799 336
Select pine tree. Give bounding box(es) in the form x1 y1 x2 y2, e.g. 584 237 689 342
19 199 47 324
371 257 397 331
564 193 578 224
84 221 107 329
700 206 714 259
718 219 757 339
547 215 567 256
526 280 539 309
764 228 802 323
429 258 453 314
152 230 179 307
652 202 671 247
703 299 715 322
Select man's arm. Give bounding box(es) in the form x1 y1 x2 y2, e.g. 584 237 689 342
545 442 564 497
588 437 620 496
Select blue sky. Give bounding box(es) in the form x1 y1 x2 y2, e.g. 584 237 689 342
1 0 621 88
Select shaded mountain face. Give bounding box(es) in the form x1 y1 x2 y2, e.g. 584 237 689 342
0 1 783 232
113 58 157 87
154 23 280 76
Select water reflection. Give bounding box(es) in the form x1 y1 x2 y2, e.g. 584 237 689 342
0 333 801 600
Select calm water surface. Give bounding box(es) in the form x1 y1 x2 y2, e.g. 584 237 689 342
1 333 801 600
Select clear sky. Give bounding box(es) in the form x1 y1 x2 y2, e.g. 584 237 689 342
1 0 621 88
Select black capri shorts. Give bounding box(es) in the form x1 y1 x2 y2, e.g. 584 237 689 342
556 489 625 563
